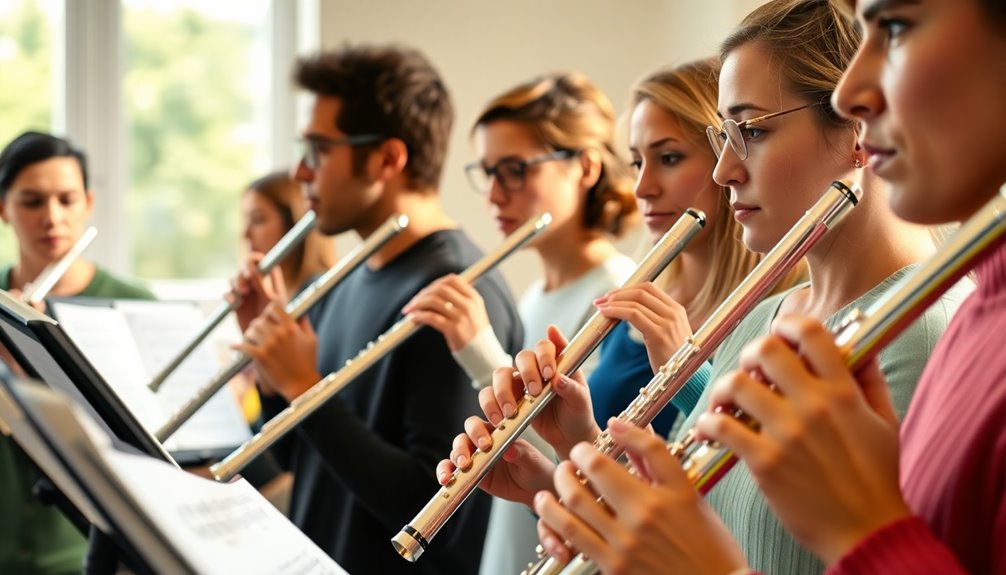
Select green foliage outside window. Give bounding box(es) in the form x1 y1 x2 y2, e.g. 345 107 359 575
0 0 54 266
125 3 269 279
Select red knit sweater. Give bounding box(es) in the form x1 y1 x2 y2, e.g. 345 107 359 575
828 243 1006 574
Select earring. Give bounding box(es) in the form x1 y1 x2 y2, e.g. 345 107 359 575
854 156 864 169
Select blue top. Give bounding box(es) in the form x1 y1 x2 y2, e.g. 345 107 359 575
589 321 712 436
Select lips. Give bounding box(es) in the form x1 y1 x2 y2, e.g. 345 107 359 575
861 142 896 173
731 202 760 222
495 216 519 234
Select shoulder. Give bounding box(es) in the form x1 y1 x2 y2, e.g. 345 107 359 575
85 267 156 300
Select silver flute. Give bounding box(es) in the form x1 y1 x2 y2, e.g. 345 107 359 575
208 213 553 482
148 211 318 392
393 208 709 562
154 214 408 442
526 178 862 575
555 184 1006 575
22 226 98 305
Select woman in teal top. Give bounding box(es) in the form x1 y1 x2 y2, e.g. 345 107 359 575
0 131 153 575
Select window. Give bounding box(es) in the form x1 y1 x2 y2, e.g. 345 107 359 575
123 0 272 279
0 0 60 266
0 0 310 282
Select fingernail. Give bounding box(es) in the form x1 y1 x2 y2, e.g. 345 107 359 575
488 412 503 427
438 471 448 483
477 436 490 451
503 402 516 418
542 366 554 380
555 374 568 389
456 455 468 468
593 295 608 304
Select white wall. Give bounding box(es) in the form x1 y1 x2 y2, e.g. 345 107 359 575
315 0 764 296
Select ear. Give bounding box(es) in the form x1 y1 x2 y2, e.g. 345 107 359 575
372 138 409 182
578 149 603 192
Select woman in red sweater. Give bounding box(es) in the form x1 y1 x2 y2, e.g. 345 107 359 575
529 0 1006 573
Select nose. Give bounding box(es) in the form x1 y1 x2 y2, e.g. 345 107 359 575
291 158 314 184
712 145 747 189
486 176 508 206
633 161 660 201
40 197 63 227
833 42 884 123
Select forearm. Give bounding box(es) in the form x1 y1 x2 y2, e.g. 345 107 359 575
452 324 513 390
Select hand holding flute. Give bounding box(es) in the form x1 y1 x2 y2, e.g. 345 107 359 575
534 418 748 575
233 299 321 402
435 326 600 507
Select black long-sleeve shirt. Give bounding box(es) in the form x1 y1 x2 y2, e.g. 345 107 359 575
262 229 523 574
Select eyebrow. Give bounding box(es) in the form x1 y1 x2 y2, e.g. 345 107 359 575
629 137 681 153
862 0 920 23
723 102 770 118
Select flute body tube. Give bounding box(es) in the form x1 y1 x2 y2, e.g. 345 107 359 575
528 179 863 575
208 213 554 483
553 185 1006 575
148 211 319 392
23 226 98 305
392 208 709 563
154 214 407 442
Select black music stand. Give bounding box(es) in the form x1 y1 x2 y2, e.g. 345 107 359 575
0 370 348 575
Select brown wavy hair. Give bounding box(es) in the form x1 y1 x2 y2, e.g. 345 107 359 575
473 72 638 237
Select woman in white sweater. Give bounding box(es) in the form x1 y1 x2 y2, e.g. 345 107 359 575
402 71 638 575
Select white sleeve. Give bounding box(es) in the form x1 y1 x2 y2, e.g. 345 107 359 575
451 324 514 390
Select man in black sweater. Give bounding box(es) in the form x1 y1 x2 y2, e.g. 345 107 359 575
234 45 523 574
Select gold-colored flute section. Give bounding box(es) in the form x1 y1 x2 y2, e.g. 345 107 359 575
525 178 862 575
209 213 553 482
22 226 98 305
148 211 318 392
154 214 408 442
555 185 1006 575
392 208 709 563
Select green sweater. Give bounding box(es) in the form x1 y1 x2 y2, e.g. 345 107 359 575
676 266 970 575
0 264 153 575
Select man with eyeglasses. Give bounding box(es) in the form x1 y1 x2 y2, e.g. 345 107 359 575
231 44 522 575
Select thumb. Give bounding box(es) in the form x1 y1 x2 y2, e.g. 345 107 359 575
855 357 898 425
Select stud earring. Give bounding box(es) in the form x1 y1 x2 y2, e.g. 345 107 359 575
854 156 865 169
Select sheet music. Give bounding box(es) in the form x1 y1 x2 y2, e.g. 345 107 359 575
105 449 346 574
49 301 251 454
0 379 347 574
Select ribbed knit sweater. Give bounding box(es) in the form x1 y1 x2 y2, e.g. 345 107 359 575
829 243 1006 575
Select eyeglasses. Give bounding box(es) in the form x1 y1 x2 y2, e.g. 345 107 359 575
705 104 810 160
464 149 578 194
298 133 385 170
